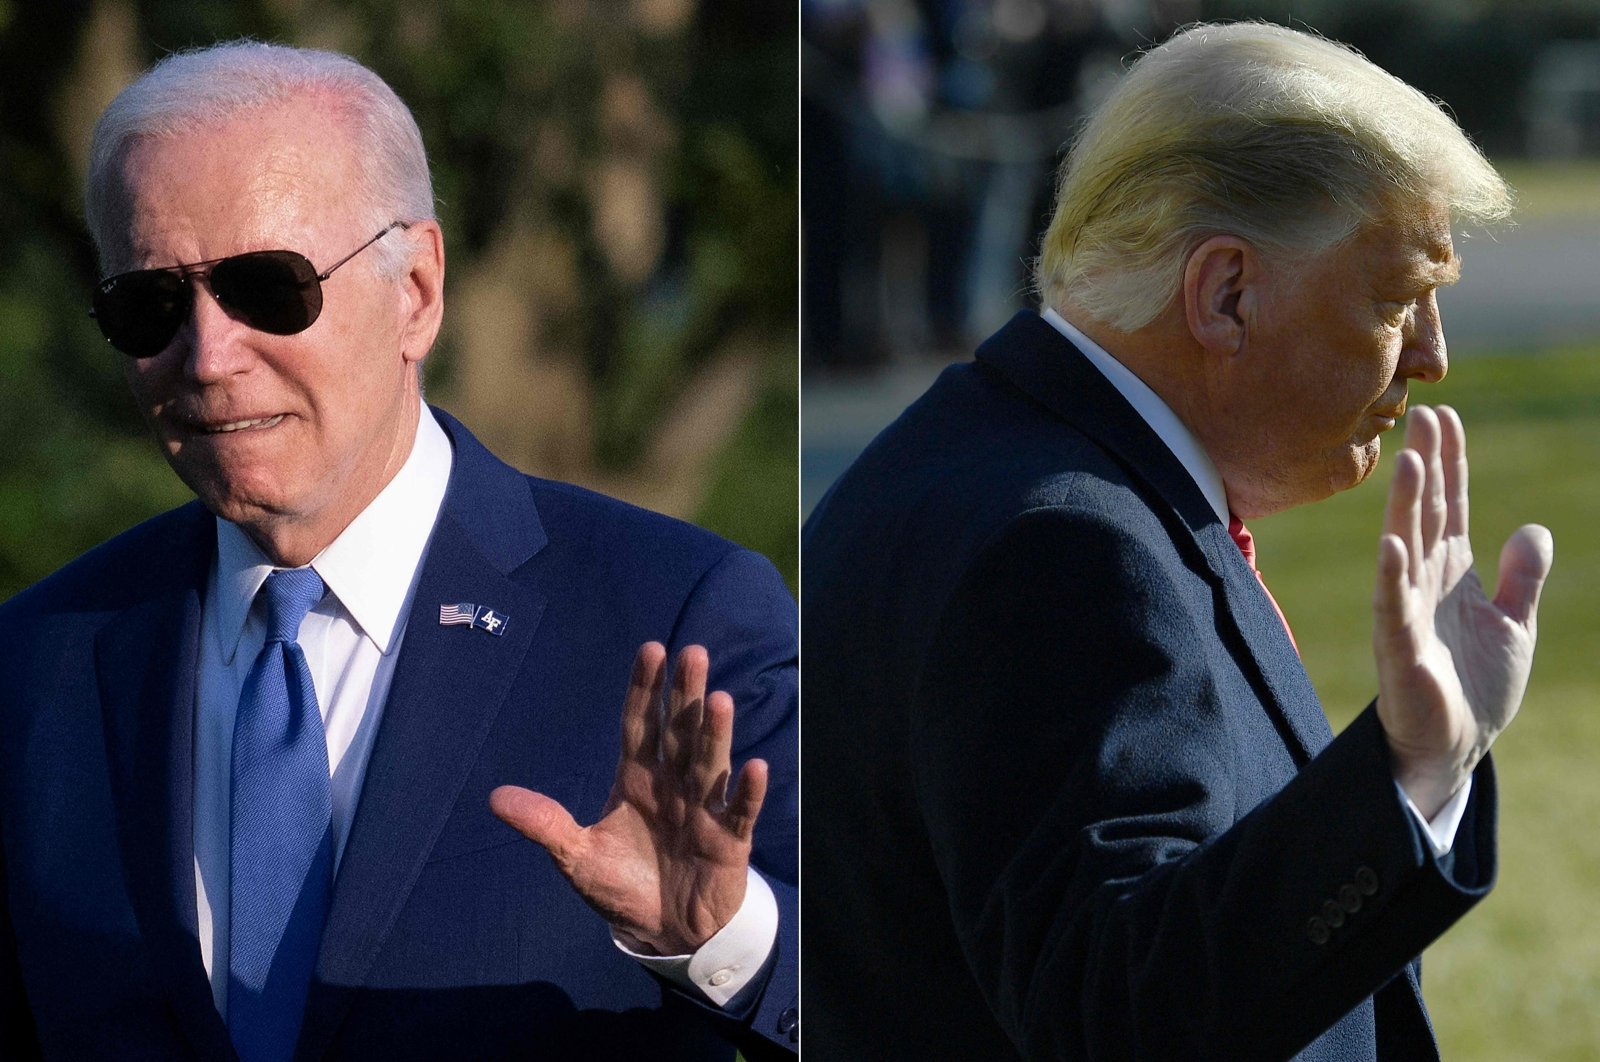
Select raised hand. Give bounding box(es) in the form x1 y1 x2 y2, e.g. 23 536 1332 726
1373 405 1554 818
490 642 768 954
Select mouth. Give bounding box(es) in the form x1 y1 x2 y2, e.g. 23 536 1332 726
177 414 287 435
1372 397 1408 431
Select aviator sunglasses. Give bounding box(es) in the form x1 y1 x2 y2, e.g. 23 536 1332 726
90 220 411 359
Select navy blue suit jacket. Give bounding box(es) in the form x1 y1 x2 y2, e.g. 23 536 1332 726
801 312 1493 1060
0 410 797 1060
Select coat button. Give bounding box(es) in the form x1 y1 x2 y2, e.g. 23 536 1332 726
777 1007 799 1042
1339 884 1363 913
1321 900 1346 928
1307 917 1330 944
1355 866 1379 895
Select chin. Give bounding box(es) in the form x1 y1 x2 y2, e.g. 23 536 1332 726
173 461 293 528
1342 439 1384 491
197 493 294 536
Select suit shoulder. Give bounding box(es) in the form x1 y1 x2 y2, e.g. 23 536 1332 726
0 502 210 626
808 360 1164 581
522 475 782 590
434 407 784 594
526 476 732 558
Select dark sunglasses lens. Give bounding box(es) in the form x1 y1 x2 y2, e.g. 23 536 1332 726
93 270 190 358
209 251 322 335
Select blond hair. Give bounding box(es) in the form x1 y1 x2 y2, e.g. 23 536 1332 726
1035 22 1511 331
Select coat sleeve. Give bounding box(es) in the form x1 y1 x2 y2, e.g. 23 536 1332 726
910 506 1494 1061
665 546 798 1057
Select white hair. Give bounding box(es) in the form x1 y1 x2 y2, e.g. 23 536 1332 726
1036 21 1513 332
85 40 436 278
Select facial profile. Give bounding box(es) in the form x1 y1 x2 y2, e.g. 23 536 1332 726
1198 203 1459 519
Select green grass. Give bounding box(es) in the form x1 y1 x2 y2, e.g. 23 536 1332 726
1253 343 1600 1060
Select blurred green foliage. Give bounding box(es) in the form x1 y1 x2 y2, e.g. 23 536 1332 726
698 359 799 594
0 0 797 599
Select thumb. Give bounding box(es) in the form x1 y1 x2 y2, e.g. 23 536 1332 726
1494 523 1554 625
491 785 584 865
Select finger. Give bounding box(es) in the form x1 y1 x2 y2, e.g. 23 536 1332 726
1372 532 1412 648
1494 523 1554 625
724 758 769 841
1436 405 1469 539
662 645 709 776
1403 401 1438 452
490 785 585 869
693 690 737 804
1407 406 1445 552
619 642 669 767
1383 447 1425 586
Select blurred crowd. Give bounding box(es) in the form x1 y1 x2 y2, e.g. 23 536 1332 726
803 0 1169 368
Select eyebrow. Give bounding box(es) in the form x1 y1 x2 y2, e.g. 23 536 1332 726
1402 246 1461 290
1428 254 1462 287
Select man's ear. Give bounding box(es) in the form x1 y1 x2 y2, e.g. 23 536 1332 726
398 220 446 367
1182 234 1257 359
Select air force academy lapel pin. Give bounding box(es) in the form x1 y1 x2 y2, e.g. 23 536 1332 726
439 602 509 637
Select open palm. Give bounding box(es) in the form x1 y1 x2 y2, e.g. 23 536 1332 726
490 642 768 954
1373 406 1552 817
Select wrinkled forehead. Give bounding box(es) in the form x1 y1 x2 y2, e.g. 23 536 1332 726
98 99 364 269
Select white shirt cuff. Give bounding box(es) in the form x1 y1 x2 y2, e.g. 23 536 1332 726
1399 777 1473 856
612 866 779 1007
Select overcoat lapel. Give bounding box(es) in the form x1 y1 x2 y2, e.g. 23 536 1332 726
297 411 549 1059
1192 517 1329 761
976 311 1331 763
95 505 237 1060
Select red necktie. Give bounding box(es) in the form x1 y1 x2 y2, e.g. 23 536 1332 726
1228 516 1298 654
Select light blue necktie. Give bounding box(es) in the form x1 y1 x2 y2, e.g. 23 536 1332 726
228 568 334 1062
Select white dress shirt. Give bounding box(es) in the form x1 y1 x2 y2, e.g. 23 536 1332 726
1040 306 1469 854
194 404 775 1015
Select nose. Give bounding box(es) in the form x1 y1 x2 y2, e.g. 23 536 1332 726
177 279 256 384
1400 291 1447 383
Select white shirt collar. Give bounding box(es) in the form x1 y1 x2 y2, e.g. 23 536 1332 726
212 404 455 662
1039 306 1230 524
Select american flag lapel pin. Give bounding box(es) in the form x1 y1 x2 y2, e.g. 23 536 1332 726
440 602 477 627
439 602 509 637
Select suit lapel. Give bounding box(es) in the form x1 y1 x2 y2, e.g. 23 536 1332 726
977 311 1331 762
95 506 236 1060
1191 519 1330 761
298 412 549 1059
